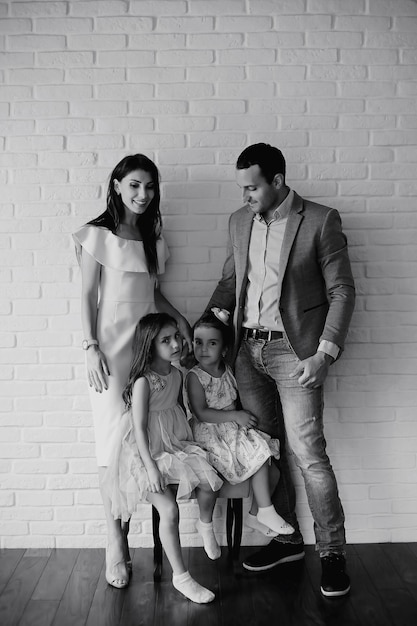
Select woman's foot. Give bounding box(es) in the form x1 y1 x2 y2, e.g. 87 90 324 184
196 519 221 560
246 512 279 537
172 571 215 604
257 505 295 535
105 539 129 589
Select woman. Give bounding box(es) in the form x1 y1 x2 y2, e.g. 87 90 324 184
73 154 192 588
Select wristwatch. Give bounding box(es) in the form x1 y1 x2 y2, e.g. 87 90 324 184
82 339 99 350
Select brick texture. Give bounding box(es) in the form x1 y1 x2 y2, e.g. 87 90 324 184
1 0 416 548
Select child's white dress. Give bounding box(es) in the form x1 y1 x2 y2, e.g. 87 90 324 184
103 366 223 522
186 365 280 485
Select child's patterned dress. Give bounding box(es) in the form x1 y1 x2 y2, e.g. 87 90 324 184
186 365 280 485
103 366 223 522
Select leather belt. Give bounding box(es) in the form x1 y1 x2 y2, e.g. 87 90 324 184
242 328 284 341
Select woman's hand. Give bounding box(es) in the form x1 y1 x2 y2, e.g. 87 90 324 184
86 346 110 393
146 465 166 493
177 316 193 354
235 411 258 429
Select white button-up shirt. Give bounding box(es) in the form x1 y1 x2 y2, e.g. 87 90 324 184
243 189 339 360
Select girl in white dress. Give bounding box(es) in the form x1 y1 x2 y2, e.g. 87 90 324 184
103 313 222 603
186 309 295 542
73 155 192 589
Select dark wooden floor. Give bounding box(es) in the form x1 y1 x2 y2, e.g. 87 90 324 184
1 543 417 626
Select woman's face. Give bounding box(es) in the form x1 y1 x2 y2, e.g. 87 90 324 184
114 168 155 216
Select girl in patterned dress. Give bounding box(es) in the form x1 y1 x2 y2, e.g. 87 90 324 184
103 313 223 603
185 309 295 543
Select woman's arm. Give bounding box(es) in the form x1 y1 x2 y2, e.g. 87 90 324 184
186 371 258 428
80 249 110 393
177 370 187 414
131 378 166 493
154 287 192 351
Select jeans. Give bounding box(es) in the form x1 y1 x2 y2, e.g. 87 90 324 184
235 336 346 556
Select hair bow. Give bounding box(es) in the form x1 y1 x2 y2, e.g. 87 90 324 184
211 307 230 326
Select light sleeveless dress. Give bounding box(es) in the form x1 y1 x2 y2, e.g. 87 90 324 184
102 366 223 522
186 365 280 485
73 224 169 466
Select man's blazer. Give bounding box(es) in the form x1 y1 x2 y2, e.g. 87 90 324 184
208 191 355 361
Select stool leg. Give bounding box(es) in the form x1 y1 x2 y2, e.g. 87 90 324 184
232 498 243 560
226 498 233 554
226 498 243 560
152 505 163 582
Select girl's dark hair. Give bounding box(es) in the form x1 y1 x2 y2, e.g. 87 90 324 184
89 154 162 276
122 313 177 409
193 310 233 352
236 143 286 184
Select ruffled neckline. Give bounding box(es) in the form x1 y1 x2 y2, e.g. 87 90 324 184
72 224 169 274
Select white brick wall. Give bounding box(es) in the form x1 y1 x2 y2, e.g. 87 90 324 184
1 0 416 549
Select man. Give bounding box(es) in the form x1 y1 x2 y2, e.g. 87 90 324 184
207 143 355 597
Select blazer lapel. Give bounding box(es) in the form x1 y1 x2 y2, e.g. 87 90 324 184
236 207 253 304
277 192 304 297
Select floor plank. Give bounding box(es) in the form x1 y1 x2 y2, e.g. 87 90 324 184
0 552 50 626
32 548 80 601
380 588 417 626
354 544 403 591
51 549 104 626
18 599 60 626
381 543 417 604
0 549 25 595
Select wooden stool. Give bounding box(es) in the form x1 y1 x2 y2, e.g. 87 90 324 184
152 480 250 581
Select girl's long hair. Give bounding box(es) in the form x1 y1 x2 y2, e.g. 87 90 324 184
89 154 162 276
122 313 177 409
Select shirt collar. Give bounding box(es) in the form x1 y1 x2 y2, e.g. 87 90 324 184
254 188 294 223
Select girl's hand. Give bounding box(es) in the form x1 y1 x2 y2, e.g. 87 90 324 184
235 411 258 429
86 346 110 393
146 466 166 493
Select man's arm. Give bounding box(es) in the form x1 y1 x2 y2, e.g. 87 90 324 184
207 215 237 313
318 208 356 350
291 208 355 388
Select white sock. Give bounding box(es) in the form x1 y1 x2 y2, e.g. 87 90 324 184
257 505 295 535
172 570 215 604
196 519 221 560
246 512 279 537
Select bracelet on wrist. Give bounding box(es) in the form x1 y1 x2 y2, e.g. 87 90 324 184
82 339 99 350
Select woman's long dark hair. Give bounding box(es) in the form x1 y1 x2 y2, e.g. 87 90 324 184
89 154 162 276
122 313 177 409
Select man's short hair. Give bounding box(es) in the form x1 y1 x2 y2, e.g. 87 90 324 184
236 143 286 184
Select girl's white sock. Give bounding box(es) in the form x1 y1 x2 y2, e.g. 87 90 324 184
246 512 279 537
172 570 215 604
257 505 295 535
196 519 221 560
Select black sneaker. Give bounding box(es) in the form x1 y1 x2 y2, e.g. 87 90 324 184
320 554 351 597
242 540 305 571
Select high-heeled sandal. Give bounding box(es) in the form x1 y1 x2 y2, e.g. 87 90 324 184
105 546 129 589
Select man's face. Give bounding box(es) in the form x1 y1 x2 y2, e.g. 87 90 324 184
236 164 281 219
